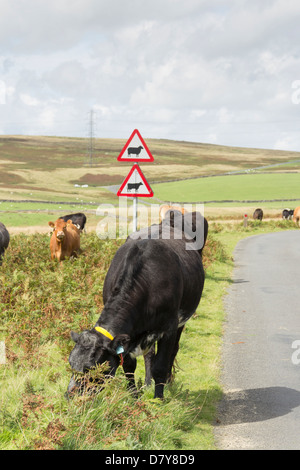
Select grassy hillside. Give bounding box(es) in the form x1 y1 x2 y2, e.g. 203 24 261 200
0 134 300 226
1 135 300 204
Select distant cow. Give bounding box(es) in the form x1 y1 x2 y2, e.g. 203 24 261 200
282 209 294 220
127 182 143 192
253 208 263 221
67 212 208 400
293 206 300 226
159 204 186 221
48 218 80 261
0 222 9 262
127 145 143 157
59 213 87 231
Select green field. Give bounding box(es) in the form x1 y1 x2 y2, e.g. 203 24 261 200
0 201 99 228
152 173 300 204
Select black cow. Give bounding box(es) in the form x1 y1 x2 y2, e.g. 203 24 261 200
282 209 294 220
128 145 143 156
253 208 263 221
0 222 10 262
127 182 143 192
67 212 207 399
59 213 87 231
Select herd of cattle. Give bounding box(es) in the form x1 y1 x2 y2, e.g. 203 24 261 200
252 206 300 223
0 203 299 399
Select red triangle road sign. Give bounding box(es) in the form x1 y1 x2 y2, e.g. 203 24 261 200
117 129 154 162
117 164 153 197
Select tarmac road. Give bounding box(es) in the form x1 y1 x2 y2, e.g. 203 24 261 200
214 230 300 450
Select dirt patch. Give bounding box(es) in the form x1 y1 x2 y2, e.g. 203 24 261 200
0 172 27 184
71 173 124 185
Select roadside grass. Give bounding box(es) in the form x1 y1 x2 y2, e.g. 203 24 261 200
0 220 297 450
0 229 228 450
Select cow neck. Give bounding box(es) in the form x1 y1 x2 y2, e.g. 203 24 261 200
96 303 136 338
94 326 124 365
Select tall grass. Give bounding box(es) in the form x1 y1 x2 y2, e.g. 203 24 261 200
0 230 228 450
0 220 296 449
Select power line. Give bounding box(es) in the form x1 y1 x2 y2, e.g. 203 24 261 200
85 109 96 167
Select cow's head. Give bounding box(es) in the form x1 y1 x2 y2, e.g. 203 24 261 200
48 219 72 241
66 328 130 397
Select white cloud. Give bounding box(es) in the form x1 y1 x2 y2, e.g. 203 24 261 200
20 93 41 106
0 0 299 150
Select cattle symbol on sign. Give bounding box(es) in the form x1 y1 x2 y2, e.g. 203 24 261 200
117 129 154 162
117 164 153 197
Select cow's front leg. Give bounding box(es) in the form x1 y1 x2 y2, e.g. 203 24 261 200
152 330 178 399
122 354 138 396
144 344 155 386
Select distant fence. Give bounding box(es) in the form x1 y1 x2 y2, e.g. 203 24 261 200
152 197 300 205
1 197 300 207
0 199 99 205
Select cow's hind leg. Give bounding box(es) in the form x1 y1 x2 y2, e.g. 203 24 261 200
167 325 184 383
152 328 178 399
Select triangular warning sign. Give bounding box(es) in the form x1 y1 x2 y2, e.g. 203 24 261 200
117 164 153 197
117 129 154 162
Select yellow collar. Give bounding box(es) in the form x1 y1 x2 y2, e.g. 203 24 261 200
94 326 114 341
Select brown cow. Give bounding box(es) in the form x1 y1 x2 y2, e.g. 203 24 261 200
159 204 186 221
48 218 80 261
293 206 300 227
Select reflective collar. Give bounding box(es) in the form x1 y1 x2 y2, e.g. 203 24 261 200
94 326 114 341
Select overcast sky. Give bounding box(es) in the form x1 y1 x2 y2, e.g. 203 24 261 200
1 0 300 151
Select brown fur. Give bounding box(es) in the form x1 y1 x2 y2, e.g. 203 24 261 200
48 218 80 261
159 204 186 221
293 206 300 227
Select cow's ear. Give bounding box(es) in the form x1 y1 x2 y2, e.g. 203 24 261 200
48 221 55 228
110 334 130 354
67 219 73 225
71 331 80 343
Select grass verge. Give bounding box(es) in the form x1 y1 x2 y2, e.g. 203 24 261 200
0 220 297 449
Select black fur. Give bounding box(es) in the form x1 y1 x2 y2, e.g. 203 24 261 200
67 214 208 399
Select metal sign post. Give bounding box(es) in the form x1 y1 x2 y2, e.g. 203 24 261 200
117 130 154 233
133 196 138 232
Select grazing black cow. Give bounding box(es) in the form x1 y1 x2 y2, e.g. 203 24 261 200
253 208 263 221
282 209 294 220
0 222 10 262
67 212 207 399
59 213 87 231
128 145 143 156
127 182 143 192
